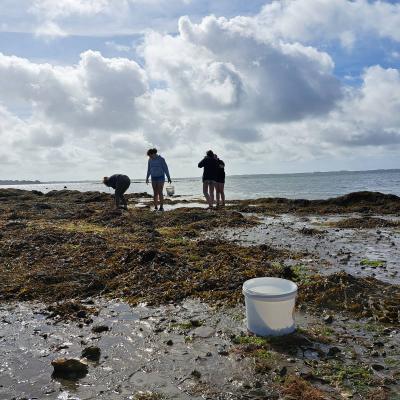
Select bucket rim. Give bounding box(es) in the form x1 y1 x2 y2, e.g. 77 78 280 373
242 277 297 300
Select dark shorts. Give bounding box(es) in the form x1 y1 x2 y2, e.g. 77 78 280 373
215 179 225 184
151 176 165 182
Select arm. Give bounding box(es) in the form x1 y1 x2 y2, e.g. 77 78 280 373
161 157 171 182
198 158 205 168
146 160 151 182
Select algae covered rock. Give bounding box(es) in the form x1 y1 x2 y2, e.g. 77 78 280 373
51 358 88 379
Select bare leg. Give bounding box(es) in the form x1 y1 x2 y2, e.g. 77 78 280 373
215 183 220 205
152 181 158 209
220 183 225 206
209 182 215 206
157 182 165 209
203 182 212 207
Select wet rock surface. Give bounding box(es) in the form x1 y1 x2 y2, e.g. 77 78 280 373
51 358 88 379
0 189 399 399
1 300 399 399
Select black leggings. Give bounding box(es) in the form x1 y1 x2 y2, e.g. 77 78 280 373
115 176 131 208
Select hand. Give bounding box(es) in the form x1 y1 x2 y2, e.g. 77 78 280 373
146 179 149 185
168 179 172 184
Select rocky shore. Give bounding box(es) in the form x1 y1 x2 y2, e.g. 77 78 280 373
0 188 399 399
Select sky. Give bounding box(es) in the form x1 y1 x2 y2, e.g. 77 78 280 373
0 0 400 180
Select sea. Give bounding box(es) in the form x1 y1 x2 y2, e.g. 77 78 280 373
1 169 399 200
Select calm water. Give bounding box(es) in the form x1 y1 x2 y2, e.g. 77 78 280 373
1 169 399 200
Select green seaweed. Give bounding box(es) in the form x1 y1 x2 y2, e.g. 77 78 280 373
360 259 386 268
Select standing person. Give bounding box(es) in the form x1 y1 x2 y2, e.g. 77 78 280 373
146 148 171 212
214 154 226 207
103 174 131 210
198 150 218 209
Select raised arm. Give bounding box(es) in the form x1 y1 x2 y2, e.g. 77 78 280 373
198 158 205 168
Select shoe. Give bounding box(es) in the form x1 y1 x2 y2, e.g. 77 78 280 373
158 206 164 212
154 206 158 211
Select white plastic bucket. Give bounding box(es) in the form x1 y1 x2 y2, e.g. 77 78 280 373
166 185 175 196
243 277 297 336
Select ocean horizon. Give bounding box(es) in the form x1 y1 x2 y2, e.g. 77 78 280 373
1 168 399 200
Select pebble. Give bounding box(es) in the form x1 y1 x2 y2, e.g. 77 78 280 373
191 370 201 379
91 325 109 333
324 315 334 324
327 347 341 357
278 366 287 377
76 310 87 319
81 346 101 361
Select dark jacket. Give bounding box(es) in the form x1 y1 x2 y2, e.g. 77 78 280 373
198 156 219 181
107 174 130 190
215 159 225 183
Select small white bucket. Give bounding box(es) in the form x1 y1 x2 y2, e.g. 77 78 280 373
166 185 175 196
243 277 297 336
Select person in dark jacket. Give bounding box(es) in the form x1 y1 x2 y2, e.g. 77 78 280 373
198 150 219 209
214 154 225 207
103 174 131 210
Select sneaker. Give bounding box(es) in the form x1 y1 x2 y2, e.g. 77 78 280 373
159 206 164 212
154 206 158 211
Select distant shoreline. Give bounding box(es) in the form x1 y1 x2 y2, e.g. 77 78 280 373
0 180 41 185
0 168 399 183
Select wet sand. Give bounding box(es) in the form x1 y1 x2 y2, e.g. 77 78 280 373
0 188 399 399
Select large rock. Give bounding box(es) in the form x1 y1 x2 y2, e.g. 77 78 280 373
51 358 88 379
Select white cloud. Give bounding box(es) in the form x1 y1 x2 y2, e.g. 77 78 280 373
254 0 400 47
0 4 400 179
0 50 148 132
143 15 341 125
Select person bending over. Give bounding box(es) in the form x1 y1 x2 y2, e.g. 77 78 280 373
146 148 171 212
198 150 219 209
103 174 131 210
214 154 225 207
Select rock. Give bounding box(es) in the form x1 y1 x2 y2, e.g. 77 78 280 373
166 340 173 346
327 347 341 357
191 326 215 338
91 325 109 333
190 319 202 327
373 341 384 347
371 364 385 371
51 358 88 379
76 310 87 319
82 346 101 361
323 315 334 324
278 366 287 377
217 347 229 356
191 370 201 379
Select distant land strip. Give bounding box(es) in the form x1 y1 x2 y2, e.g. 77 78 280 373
0 180 41 185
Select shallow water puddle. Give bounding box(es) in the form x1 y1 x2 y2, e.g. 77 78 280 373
0 300 258 400
214 213 400 284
